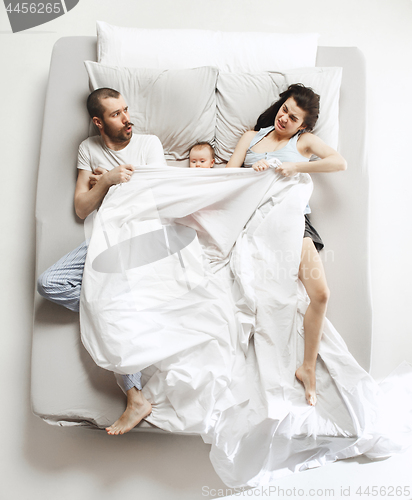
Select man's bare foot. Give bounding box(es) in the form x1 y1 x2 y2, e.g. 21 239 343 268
295 365 317 406
106 387 152 435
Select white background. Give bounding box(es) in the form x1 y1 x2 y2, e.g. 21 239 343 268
0 1 411 499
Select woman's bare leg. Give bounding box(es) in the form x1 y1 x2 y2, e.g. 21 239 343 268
106 388 152 435
295 237 330 406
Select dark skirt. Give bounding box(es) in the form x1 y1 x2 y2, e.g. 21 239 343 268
304 214 324 252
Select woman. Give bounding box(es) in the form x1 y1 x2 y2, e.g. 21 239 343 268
226 84 347 406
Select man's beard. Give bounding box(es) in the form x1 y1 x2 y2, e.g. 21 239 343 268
102 120 135 143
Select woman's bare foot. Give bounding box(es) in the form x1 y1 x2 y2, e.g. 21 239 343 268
295 365 317 406
106 387 152 435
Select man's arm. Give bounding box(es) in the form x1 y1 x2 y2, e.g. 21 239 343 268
89 166 108 188
74 164 134 219
145 136 167 165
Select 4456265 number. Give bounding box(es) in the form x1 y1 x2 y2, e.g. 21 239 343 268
5 3 61 14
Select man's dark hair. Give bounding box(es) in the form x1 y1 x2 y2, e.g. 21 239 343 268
254 83 320 132
87 88 121 120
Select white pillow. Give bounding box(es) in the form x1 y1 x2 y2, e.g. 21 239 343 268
215 67 342 163
97 21 319 72
85 61 218 163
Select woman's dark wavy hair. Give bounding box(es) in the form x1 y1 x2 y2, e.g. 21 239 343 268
254 83 320 132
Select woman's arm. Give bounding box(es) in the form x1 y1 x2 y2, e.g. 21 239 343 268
226 130 257 168
277 133 347 177
298 133 347 172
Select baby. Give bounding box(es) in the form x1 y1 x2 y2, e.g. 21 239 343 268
189 142 215 168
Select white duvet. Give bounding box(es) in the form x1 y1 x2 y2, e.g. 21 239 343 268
80 164 412 488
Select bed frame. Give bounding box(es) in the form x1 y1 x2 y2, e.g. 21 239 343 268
33 37 369 430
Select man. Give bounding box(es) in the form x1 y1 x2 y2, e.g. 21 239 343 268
37 88 167 435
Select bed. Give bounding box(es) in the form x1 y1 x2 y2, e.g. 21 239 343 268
33 26 375 486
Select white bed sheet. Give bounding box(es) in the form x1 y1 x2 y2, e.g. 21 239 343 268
79 164 412 487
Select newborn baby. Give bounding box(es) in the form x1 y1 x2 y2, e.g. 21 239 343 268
189 142 215 168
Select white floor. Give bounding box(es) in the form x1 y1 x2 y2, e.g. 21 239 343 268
221 449 412 499
5 407 411 500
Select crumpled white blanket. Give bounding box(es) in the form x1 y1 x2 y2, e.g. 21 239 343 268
80 164 412 488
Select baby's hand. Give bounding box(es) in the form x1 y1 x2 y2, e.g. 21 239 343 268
252 160 270 172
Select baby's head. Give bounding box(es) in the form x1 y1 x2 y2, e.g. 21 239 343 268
189 142 215 168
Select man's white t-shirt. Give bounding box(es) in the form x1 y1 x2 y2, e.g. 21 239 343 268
77 134 166 172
